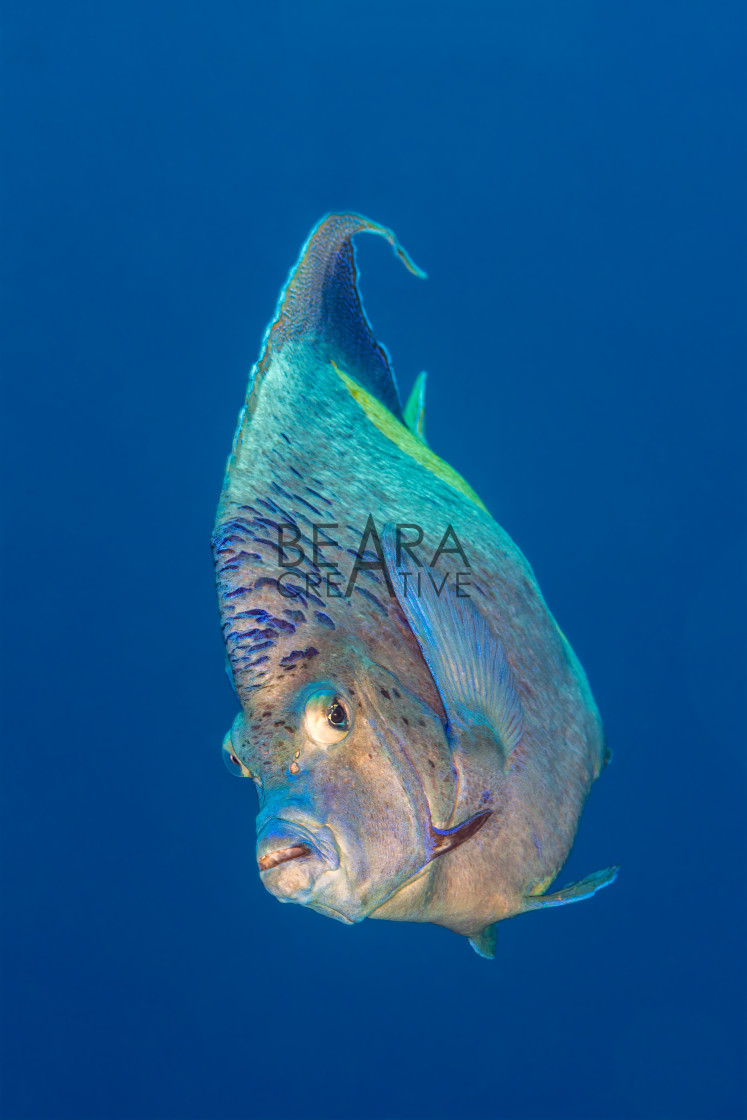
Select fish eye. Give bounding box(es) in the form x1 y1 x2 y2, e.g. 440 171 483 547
327 700 347 727
304 687 352 745
222 733 251 778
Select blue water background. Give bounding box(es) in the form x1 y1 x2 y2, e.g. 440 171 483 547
2 3 745 1118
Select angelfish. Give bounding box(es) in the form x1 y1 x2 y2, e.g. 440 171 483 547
213 213 616 957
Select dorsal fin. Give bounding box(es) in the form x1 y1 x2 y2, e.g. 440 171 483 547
258 213 425 419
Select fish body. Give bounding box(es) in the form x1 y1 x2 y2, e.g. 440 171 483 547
213 214 615 955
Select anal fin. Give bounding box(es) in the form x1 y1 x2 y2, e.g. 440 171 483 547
523 866 619 911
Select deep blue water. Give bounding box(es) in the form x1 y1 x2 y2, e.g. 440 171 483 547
2 3 746 1119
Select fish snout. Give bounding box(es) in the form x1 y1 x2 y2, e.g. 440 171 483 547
256 818 340 903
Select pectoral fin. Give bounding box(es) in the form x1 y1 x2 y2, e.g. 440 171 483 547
523 866 619 911
383 523 524 762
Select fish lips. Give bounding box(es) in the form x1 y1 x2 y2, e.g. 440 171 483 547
256 818 340 906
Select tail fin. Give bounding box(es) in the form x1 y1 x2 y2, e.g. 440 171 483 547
404 370 428 442
469 923 497 959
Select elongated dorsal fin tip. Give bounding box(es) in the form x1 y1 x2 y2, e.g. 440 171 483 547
224 215 425 495
259 213 425 420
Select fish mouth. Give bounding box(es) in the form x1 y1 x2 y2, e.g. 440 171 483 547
258 844 312 872
256 816 340 869
255 816 341 905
